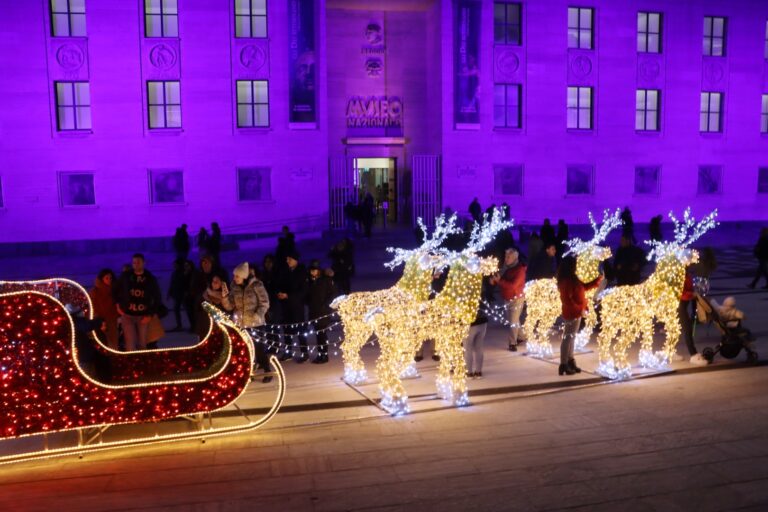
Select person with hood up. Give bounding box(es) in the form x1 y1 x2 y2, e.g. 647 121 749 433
230 262 272 383
89 268 119 350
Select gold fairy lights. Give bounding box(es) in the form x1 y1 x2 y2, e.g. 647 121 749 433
524 209 621 357
596 209 718 379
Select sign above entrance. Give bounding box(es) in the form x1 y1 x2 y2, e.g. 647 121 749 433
346 96 403 128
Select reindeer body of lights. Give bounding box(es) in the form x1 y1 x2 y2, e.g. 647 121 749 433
596 209 718 380
524 209 622 358
333 215 462 385
366 210 511 415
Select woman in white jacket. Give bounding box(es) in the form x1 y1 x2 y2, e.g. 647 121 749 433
231 262 272 383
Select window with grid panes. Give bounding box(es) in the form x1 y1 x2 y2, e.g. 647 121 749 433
494 84 521 128
567 86 592 130
637 12 661 53
762 94 768 133
50 0 86 37
235 0 267 38
55 82 91 131
493 3 521 45
697 166 722 194
145 0 178 37
700 92 722 133
147 81 181 129
703 16 726 56
636 89 660 131
236 80 269 127
567 7 593 49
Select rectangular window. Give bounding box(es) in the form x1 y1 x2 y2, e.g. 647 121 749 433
235 0 267 38
0 177 4 208
636 89 660 131
566 165 593 195
237 167 272 201
762 94 768 133
493 2 521 45
637 12 661 53
145 0 178 37
55 82 91 131
700 92 722 133
703 16 726 56
697 165 722 195
567 7 593 49
493 165 523 196
765 21 768 59
236 80 269 127
147 81 181 129
758 168 768 194
149 170 184 204
58 172 95 207
634 166 660 195
567 86 592 130
493 83 521 128
50 0 87 37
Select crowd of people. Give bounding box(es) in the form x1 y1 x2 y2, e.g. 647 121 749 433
83 206 765 383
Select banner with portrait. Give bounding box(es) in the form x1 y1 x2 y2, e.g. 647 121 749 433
454 0 481 128
288 0 316 125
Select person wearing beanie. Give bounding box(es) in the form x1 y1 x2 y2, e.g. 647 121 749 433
230 262 272 383
277 250 308 362
306 259 338 363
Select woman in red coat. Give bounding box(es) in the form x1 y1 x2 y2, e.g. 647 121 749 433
89 268 120 350
556 256 601 375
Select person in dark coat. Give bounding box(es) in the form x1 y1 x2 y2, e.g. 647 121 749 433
748 227 768 289
527 242 557 280
172 224 190 261
116 254 162 351
197 227 210 257
360 194 375 238
613 235 646 286
329 238 355 294
277 250 308 361
464 276 493 378
168 258 194 332
468 197 482 223
208 222 222 264
621 207 636 243
555 219 569 261
260 254 281 324
540 218 556 247
649 215 663 242
275 226 296 273
306 259 338 364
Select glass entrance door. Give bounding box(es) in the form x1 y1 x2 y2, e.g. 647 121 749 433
354 158 397 224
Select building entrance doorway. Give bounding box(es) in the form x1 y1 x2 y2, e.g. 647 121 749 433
354 157 396 225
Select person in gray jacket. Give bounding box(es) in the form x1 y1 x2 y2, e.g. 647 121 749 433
231 262 272 383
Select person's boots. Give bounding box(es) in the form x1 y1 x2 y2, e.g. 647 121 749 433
558 363 576 376
567 358 582 373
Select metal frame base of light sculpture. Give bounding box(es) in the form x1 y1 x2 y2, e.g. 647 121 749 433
524 209 622 358
596 209 718 380
366 210 510 415
0 280 285 465
332 215 462 385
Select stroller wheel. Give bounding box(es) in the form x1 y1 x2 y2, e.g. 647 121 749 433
702 347 715 363
746 351 759 364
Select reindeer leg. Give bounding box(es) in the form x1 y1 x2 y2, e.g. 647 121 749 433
376 334 409 416
341 322 372 384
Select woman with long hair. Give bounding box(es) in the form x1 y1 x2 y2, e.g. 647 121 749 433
556 256 601 375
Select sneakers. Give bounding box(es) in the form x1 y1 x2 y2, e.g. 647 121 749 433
671 352 685 362
261 375 273 384
508 344 518 352
690 353 709 366
466 372 483 379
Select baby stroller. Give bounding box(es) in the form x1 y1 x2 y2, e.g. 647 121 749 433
694 294 758 364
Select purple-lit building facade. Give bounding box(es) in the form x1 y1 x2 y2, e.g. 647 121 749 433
2 0 768 244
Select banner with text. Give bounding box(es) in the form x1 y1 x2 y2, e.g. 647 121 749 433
288 0 316 125
454 0 481 127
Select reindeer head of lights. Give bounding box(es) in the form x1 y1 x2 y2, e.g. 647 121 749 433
596 208 718 380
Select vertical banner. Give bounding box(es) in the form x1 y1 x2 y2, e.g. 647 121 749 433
454 0 481 127
288 0 316 125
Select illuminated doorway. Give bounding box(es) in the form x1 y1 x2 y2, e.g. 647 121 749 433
354 157 397 224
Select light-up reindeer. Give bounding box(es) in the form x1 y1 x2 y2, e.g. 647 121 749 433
596 209 718 380
524 209 622 358
366 210 511 415
332 215 461 384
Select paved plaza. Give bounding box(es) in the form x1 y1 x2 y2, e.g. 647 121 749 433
0 226 767 511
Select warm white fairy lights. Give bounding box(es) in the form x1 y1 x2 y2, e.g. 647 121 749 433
596 209 718 380
524 209 621 358
366 210 511 415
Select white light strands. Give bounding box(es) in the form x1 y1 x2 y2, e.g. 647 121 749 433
596 208 718 379
524 209 622 357
367 209 512 415
333 214 462 385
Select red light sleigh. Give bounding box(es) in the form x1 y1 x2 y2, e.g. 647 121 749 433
0 279 285 465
